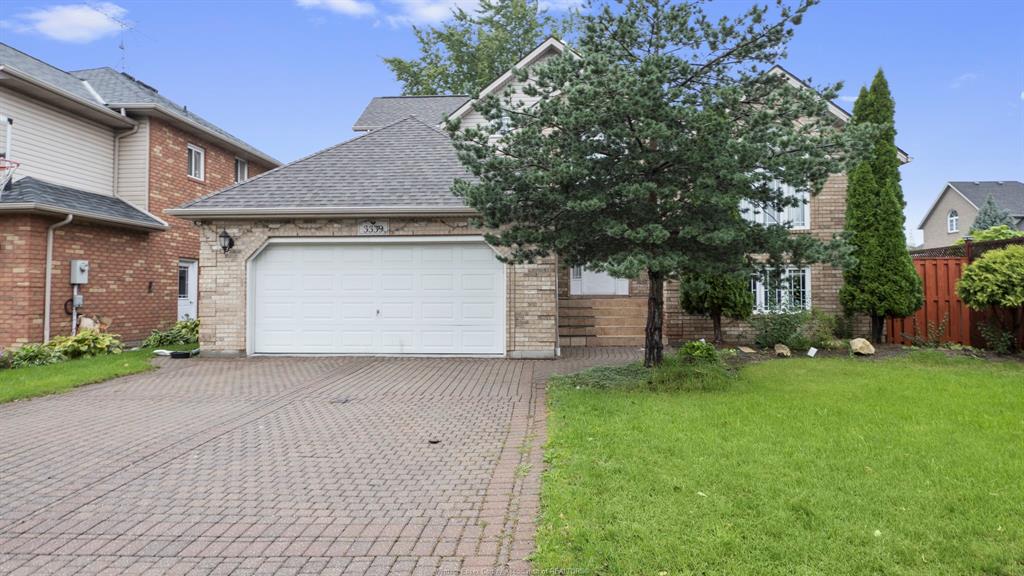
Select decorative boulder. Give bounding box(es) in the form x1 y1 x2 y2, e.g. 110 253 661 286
850 338 876 356
774 344 791 357
738 346 757 354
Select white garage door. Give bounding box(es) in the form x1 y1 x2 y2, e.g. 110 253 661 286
251 240 505 355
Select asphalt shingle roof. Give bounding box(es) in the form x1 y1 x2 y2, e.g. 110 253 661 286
71 67 276 164
950 181 1024 216
0 44 99 102
353 96 470 130
1 177 165 229
179 117 474 212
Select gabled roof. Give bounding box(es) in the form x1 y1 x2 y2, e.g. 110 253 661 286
917 181 1024 230
353 95 470 131
168 117 476 218
0 43 279 166
949 181 1024 216
447 37 569 123
0 177 167 230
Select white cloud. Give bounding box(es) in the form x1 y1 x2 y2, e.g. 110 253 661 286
838 95 857 104
297 0 376 17
949 72 979 89
17 2 126 43
1019 90 1024 101
385 0 477 25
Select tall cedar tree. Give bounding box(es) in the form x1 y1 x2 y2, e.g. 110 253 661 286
840 70 922 343
383 0 572 96
971 194 1016 232
677 272 754 344
451 0 868 366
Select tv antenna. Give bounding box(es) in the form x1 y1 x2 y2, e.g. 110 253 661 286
87 2 135 72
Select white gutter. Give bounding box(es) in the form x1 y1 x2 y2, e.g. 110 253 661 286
165 205 479 219
0 65 136 128
112 121 140 197
44 214 73 343
0 202 168 231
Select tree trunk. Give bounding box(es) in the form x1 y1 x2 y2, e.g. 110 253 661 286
644 270 665 367
870 314 885 344
712 312 723 344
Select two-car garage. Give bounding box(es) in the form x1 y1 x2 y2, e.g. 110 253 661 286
250 239 506 355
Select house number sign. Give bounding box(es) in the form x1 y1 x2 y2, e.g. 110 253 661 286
358 219 388 236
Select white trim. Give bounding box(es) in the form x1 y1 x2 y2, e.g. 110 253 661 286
186 143 205 181
0 64 136 128
947 209 959 233
448 37 568 123
917 184 979 230
750 267 812 314
166 206 478 218
0 202 168 230
81 80 106 105
234 157 248 183
244 235 507 357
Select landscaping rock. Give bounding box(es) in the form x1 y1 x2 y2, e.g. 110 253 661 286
850 338 876 355
738 346 758 354
774 344 791 357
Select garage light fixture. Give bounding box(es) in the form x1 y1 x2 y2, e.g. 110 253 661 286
218 230 235 254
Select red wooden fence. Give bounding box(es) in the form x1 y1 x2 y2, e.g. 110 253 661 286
887 257 972 345
887 237 1024 348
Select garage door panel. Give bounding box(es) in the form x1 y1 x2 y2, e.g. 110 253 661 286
253 242 505 355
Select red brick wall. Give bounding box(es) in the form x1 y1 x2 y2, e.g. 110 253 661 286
0 118 269 348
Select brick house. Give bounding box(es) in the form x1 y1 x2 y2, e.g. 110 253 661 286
0 44 278 349
170 38 906 357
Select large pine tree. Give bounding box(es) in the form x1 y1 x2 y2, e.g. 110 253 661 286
840 70 922 343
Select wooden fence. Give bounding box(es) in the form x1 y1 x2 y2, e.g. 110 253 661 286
887 237 1024 348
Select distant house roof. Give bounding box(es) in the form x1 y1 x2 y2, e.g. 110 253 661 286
169 117 476 218
948 181 1024 216
353 95 470 131
0 43 278 166
0 177 167 230
918 181 1024 230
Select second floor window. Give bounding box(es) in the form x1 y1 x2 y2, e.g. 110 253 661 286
741 184 810 230
947 210 959 233
187 144 205 180
234 158 248 183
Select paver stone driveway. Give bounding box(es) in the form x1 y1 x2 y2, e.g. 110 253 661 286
0 349 633 575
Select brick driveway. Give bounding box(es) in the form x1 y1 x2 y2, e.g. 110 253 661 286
0 349 634 575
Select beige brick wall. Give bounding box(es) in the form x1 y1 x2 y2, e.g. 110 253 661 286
196 218 557 357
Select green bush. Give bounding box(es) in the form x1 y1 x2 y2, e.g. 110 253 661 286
677 340 719 363
955 225 1024 244
4 344 66 369
978 322 1015 355
751 309 837 350
957 246 1024 310
48 329 123 359
143 319 199 348
650 354 730 392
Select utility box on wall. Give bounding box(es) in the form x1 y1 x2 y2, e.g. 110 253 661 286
70 260 90 284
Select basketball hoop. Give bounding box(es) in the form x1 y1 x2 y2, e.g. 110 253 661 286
0 158 19 198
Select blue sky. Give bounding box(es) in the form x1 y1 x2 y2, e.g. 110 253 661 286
2 0 1022 242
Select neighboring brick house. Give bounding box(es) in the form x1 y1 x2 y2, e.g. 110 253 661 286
0 44 278 349
917 181 1024 248
170 37 906 357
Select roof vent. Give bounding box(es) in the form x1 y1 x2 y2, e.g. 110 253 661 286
973 181 980 185
121 71 159 94
997 181 1004 185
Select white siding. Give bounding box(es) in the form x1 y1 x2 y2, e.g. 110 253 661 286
116 117 149 210
460 52 552 132
0 87 115 195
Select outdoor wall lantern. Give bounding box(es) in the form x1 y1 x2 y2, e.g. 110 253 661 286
218 230 235 254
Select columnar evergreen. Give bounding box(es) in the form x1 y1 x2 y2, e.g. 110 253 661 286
840 70 922 343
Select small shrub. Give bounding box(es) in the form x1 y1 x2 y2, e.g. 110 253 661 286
978 322 1015 355
900 314 950 348
751 309 837 350
48 329 123 359
143 319 199 348
677 340 718 363
5 344 66 368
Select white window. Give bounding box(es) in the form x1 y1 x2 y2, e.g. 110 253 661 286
750 267 811 313
947 210 959 233
742 184 810 230
187 144 205 180
234 157 248 183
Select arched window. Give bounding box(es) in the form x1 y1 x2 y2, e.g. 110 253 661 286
947 210 959 233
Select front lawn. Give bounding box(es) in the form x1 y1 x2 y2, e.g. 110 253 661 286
0 346 191 404
537 352 1024 575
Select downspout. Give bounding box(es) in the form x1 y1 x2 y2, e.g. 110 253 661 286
112 120 139 197
44 214 74 343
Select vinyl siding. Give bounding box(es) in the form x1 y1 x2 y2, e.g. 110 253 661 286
116 117 149 210
0 87 115 195
460 52 552 132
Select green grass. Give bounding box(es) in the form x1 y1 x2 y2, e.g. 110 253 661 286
537 352 1024 575
0 345 194 404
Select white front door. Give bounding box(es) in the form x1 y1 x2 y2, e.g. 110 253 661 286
177 259 198 320
251 240 506 355
569 266 629 296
